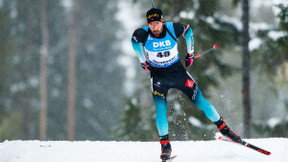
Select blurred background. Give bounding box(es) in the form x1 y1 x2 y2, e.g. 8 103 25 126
0 0 287 141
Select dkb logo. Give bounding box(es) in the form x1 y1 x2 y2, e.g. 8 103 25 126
153 40 171 48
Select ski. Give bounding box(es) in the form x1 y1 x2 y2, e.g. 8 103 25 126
162 155 177 162
218 136 271 156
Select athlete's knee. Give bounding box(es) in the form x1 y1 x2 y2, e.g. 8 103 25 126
190 86 202 104
154 95 167 118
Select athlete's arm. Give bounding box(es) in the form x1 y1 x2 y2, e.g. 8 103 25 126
173 23 194 54
184 26 194 54
131 28 147 63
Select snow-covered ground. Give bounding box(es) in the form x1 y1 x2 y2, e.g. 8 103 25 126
0 138 287 162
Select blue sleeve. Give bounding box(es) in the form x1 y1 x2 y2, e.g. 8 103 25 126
131 38 146 63
184 27 194 54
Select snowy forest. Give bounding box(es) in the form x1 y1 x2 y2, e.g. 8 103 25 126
0 0 287 142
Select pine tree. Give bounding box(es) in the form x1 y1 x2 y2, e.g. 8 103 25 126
252 4 288 138
0 0 125 141
241 0 251 138
39 0 49 141
71 0 125 140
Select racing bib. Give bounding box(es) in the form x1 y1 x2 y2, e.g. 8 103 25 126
142 22 179 68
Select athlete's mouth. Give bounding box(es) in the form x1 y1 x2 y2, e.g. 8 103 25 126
154 30 160 35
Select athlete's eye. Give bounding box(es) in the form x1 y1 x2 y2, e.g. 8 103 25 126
149 21 162 27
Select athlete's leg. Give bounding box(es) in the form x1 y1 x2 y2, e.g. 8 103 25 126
176 71 220 122
176 71 241 142
153 95 169 136
186 87 241 141
151 78 172 160
193 87 220 122
150 76 169 136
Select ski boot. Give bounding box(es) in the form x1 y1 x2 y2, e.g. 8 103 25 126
159 134 172 161
214 116 242 143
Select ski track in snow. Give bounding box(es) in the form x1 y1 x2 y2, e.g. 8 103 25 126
0 138 287 162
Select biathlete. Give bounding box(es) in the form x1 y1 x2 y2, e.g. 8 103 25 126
131 8 241 161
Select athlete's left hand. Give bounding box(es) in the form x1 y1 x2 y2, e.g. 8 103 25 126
185 53 194 67
141 61 151 71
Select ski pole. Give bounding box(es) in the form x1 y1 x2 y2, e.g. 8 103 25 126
194 44 217 59
150 0 155 8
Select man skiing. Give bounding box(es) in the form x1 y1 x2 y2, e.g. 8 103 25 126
131 8 241 161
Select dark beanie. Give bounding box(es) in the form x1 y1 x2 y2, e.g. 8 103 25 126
146 8 163 23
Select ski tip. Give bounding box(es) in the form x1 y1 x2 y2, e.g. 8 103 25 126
267 152 271 156
258 149 271 156
213 44 217 49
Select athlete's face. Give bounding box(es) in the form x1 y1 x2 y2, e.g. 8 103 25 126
148 20 164 37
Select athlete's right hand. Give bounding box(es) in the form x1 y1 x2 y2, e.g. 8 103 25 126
185 53 194 67
141 61 151 71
